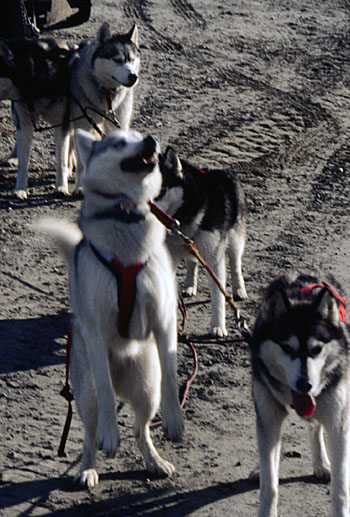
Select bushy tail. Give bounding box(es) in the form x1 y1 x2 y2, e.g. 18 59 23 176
32 218 82 263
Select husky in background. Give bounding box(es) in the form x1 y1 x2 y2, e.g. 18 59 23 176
34 129 184 487
0 22 139 199
157 146 247 337
250 270 350 517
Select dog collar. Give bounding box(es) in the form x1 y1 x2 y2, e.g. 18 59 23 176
300 282 346 323
89 192 147 223
89 242 144 339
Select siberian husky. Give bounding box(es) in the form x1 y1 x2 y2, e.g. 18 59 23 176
157 146 247 337
34 129 184 487
250 271 350 517
0 22 140 199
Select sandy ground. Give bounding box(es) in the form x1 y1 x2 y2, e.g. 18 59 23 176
1 0 350 515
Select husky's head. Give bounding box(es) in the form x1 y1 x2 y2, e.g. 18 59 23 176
76 129 161 206
157 146 185 216
92 22 140 89
252 275 348 417
0 40 20 100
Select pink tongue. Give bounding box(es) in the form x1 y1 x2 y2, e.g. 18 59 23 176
291 390 316 417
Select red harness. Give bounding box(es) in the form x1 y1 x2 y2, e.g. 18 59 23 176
300 281 346 323
90 243 144 339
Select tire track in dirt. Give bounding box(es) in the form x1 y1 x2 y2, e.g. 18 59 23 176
170 0 206 27
122 0 184 53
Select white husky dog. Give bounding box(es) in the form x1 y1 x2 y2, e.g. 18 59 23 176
34 129 184 487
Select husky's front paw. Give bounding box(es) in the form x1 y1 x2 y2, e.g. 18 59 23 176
97 423 120 457
182 285 197 297
75 468 99 488
210 325 228 338
56 185 70 196
13 189 27 200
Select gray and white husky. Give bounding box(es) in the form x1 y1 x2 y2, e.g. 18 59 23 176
34 129 184 487
250 270 350 517
157 146 247 337
0 22 139 199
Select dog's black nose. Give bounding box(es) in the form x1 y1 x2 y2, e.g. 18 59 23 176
296 377 312 393
143 135 157 152
127 73 138 86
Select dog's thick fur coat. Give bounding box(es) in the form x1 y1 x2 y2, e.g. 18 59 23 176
250 271 350 516
157 146 247 337
34 129 184 487
0 22 139 199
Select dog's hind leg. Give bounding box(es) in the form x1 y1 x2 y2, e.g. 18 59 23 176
69 323 99 488
196 231 228 336
183 259 198 297
308 421 330 480
54 126 71 195
126 345 176 476
253 380 287 517
227 227 247 301
12 102 33 199
84 333 120 458
154 317 184 442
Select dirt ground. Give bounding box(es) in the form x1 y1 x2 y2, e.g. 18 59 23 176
1 0 350 515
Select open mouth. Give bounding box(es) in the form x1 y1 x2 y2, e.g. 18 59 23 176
120 136 158 174
291 390 316 417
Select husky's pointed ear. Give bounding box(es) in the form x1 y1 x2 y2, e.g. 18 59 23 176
163 146 183 178
97 22 111 45
313 287 340 325
261 289 290 322
76 130 96 169
128 24 139 46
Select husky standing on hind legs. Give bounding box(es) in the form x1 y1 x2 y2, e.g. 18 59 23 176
34 128 184 487
250 270 350 516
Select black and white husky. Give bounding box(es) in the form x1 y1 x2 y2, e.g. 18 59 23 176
34 129 184 487
157 146 247 337
250 271 350 516
0 22 139 199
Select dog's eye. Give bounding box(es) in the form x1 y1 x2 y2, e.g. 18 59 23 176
310 345 322 358
281 343 295 356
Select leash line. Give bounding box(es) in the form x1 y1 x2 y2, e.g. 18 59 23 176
148 201 252 343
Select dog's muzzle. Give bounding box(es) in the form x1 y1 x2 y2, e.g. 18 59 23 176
120 136 159 174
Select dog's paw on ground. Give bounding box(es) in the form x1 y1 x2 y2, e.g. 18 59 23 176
55 185 70 196
182 286 197 297
147 456 176 477
314 462 331 482
210 325 228 338
74 469 99 488
13 189 27 200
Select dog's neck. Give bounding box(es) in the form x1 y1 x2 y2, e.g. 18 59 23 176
84 191 148 223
